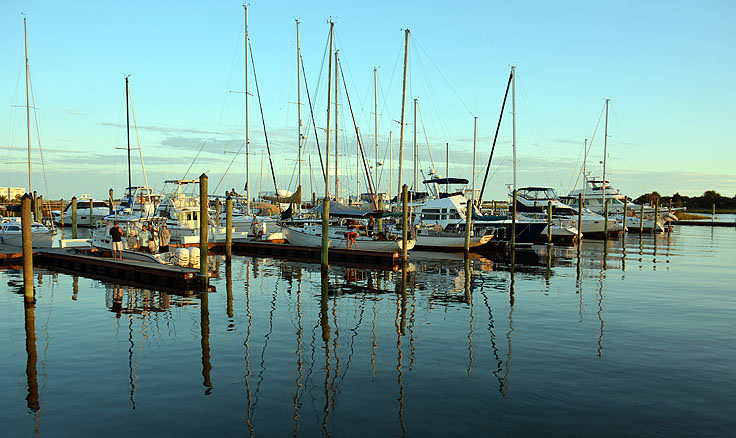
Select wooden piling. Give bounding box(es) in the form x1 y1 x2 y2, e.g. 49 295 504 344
37 195 43 221
321 197 330 269
464 195 472 257
312 192 316 208
604 199 609 240
199 173 208 286
109 189 115 214
712 203 715 224
71 196 78 239
402 184 408 262
547 200 553 245
21 194 33 302
225 196 233 259
640 202 645 234
89 196 94 227
60 199 64 233
377 197 383 232
654 199 659 234
577 193 582 248
215 198 221 226
623 197 628 232
511 189 517 247
32 191 38 221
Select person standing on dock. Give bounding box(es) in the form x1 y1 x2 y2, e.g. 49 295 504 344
138 225 150 252
110 221 123 260
159 223 170 253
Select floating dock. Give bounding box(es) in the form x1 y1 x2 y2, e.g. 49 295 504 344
231 240 401 268
37 248 212 290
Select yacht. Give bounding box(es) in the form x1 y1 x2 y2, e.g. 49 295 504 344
51 195 111 226
0 217 54 248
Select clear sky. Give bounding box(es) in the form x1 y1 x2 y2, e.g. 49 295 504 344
2 0 735 200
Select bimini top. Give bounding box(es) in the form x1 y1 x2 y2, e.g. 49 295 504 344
311 201 384 218
423 177 469 185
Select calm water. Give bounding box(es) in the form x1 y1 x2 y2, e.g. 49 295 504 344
2 225 735 437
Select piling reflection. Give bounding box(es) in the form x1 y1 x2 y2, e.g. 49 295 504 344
24 300 40 412
396 266 408 437
200 290 212 394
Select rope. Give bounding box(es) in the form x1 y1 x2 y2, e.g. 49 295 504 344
248 39 278 192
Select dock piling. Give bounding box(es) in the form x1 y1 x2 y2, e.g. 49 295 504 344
226 196 232 259
32 191 38 221
604 199 609 239
511 189 517 247
578 193 582 249
712 203 716 224
109 189 115 214
89 197 94 227
640 202 645 234
321 197 330 270
402 184 408 262
199 173 209 287
22 194 34 302
464 194 472 257
71 197 78 239
547 200 553 245
377 197 383 232
623 197 628 233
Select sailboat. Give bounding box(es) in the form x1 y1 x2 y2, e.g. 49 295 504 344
0 18 53 248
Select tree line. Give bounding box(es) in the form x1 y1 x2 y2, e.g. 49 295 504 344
634 190 736 212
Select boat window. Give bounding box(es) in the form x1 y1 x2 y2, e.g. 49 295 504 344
423 208 440 213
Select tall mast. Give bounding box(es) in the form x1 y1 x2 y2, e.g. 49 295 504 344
334 50 339 199
388 131 393 205
413 98 417 194
374 67 379 195
125 76 132 192
511 66 517 194
244 5 250 214
296 19 303 196
582 138 588 205
24 18 31 195
602 98 610 209
446 142 449 194
325 22 334 199
397 29 409 198
472 117 478 206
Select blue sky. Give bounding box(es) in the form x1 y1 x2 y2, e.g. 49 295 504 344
2 0 735 200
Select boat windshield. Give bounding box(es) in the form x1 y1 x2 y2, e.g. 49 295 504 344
518 188 559 200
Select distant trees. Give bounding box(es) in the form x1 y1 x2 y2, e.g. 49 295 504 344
636 190 736 211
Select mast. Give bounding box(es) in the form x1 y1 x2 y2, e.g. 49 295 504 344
472 117 477 206
397 29 409 199
334 50 339 199
602 98 610 210
446 142 449 194
24 18 32 195
297 19 303 198
125 76 132 193
325 22 334 199
374 67 379 195
244 5 250 214
582 138 588 205
413 98 417 196
388 131 393 206
512 66 517 194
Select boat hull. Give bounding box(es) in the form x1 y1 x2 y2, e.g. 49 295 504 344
282 227 413 252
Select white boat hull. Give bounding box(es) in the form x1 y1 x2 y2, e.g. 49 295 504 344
282 227 414 252
0 230 54 248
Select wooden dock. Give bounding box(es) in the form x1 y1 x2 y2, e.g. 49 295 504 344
0 244 24 266
37 248 212 290
231 240 401 268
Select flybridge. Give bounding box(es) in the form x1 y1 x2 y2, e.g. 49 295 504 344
164 179 200 185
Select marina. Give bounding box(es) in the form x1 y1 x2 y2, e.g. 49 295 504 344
2 1 735 436
2 222 735 436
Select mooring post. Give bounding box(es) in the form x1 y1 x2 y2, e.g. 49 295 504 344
199 173 209 287
623 197 628 234
577 193 583 248
109 189 115 214
547 200 553 245
215 198 221 227
321 197 330 270
312 192 316 208
668 198 673 232
604 199 609 240
21 194 34 302
511 189 517 248
464 196 472 257
32 191 37 221
225 196 233 259
60 199 64 234
492 200 496 215
640 202 645 234
71 196 78 239
89 197 94 227
654 198 659 234
402 184 408 262
712 203 716 224
377 197 384 232
37 195 43 221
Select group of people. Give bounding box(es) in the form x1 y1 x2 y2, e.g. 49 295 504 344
109 221 171 260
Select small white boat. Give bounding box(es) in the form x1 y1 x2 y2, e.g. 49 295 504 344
0 218 54 248
414 225 494 250
282 224 414 252
51 195 111 226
